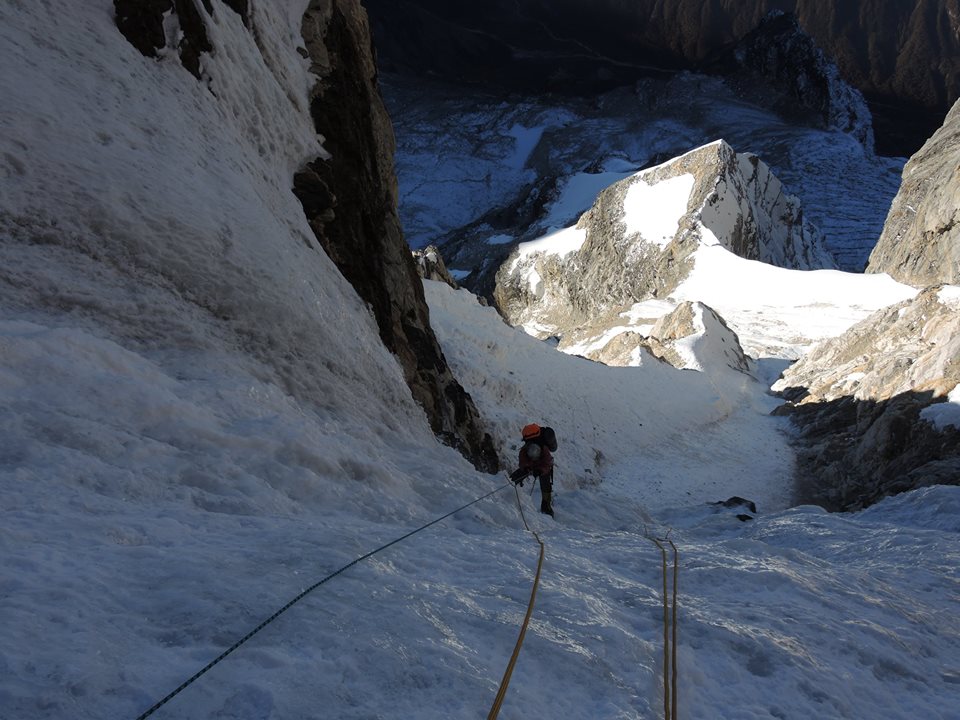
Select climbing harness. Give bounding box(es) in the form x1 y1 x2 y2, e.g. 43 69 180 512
133 483 511 720
646 532 679 720
486 481 546 720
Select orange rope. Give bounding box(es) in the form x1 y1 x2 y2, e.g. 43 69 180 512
668 539 679 720
651 537 671 720
647 534 679 720
486 483 546 719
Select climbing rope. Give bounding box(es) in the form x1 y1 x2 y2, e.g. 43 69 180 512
486 482 546 720
647 533 679 720
133 482 511 720
668 539 678 720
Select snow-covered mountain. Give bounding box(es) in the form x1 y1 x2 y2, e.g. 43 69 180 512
384 70 903 283
2 2 959 720
494 139 836 344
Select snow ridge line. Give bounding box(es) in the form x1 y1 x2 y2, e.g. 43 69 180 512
133 483 512 720
487 482 547 719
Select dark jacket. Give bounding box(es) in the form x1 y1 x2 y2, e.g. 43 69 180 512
518 442 553 477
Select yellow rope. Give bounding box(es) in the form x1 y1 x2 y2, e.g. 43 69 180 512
647 534 679 720
486 483 546 720
668 539 679 720
650 537 671 720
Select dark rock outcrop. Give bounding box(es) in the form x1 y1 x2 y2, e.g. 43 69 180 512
704 12 874 148
866 99 960 288
113 0 499 472
412 246 458 288
783 391 960 511
295 1 498 472
775 286 960 509
114 0 250 78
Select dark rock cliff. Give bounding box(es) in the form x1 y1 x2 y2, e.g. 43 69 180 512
774 286 960 510
294 2 497 472
365 0 959 155
703 12 874 148
113 0 499 472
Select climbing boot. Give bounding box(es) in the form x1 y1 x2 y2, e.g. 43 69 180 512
540 492 554 517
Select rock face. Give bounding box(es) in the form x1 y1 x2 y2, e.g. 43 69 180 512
412 246 458 288
775 287 960 404
774 286 960 509
293 2 497 471
495 140 832 336
646 302 751 374
114 0 220 79
706 12 874 148
588 301 751 373
114 0 498 472
364 0 959 154
866 99 960 288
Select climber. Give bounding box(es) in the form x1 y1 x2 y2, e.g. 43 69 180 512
510 423 558 517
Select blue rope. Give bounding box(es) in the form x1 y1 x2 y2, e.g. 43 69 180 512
134 482 510 719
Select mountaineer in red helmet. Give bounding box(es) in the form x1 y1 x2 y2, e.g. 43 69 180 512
510 423 558 517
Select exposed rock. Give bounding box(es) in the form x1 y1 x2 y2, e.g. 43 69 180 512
584 332 664 368
584 302 751 374
773 286 960 404
113 0 225 79
412 245 458 288
712 496 758 514
292 1 498 472
774 286 960 509
866 99 960 288
785 391 960 511
645 302 751 374
705 12 874 149
495 140 832 337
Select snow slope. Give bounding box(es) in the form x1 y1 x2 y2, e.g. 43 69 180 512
1 3 958 720
425 281 794 513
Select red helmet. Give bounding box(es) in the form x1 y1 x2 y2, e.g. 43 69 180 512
522 423 541 441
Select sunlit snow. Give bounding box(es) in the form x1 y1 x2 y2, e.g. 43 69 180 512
623 173 695 247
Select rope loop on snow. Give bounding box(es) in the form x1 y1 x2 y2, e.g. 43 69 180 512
133 482 511 720
486 481 546 719
646 531 679 720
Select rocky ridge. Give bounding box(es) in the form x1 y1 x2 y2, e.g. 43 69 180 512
705 11 875 148
775 287 960 406
584 301 751 376
772 101 960 508
495 140 832 340
866 99 960 288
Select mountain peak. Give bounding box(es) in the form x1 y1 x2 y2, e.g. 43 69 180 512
495 140 835 339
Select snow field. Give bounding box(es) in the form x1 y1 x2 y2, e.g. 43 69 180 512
622 173 696 249
1 1 959 719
